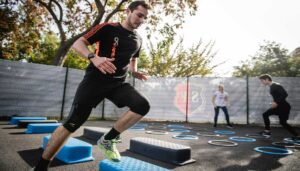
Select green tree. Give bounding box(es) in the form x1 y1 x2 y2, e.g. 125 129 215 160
139 25 217 77
233 41 299 77
1 0 47 61
30 0 198 66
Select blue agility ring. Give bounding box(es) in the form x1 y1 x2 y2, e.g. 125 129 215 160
229 136 256 142
172 135 198 140
254 146 293 156
129 126 145 131
283 138 300 144
134 123 148 127
170 129 190 133
168 124 185 128
214 130 235 135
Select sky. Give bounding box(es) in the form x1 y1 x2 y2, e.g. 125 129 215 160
142 0 300 76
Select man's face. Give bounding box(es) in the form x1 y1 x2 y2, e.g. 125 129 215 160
127 5 148 29
260 79 268 86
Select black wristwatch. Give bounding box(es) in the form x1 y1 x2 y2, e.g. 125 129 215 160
87 53 95 60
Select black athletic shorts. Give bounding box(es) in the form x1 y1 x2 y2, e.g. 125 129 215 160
73 73 147 110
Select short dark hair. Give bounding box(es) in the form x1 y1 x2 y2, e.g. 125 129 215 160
259 74 272 81
128 1 151 11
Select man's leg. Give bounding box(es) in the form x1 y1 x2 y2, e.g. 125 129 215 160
33 104 93 171
279 118 298 137
99 83 150 161
278 103 299 137
261 108 276 135
214 107 220 127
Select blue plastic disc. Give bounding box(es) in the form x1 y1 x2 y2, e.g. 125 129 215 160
283 138 300 144
254 146 293 156
208 140 238 147
172 135 198 140
245 133 270 139
170 129 190 133
229 136 256 142
168 124 185 128
214 130 235 135
134 123 148 127
145 130 168 135
129 126 145 131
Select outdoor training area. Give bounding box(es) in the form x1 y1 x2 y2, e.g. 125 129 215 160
0 59 300 171
1 0 300 170
1 120 300 171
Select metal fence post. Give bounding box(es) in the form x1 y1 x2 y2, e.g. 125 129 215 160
186 76 189 123
60 66 68 121
246 75 249 125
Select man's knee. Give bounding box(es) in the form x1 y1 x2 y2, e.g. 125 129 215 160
130 98 150 116
63 103 92 132
262 111 269 118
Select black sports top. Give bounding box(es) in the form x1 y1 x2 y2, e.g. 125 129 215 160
84 22 142 79
270 82 288 104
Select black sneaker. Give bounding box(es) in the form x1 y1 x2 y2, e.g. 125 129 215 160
226 124 233 129
259 130 271 136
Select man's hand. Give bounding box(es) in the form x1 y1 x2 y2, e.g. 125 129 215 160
271 101 278 108
132 71 148 81
90 56 116 74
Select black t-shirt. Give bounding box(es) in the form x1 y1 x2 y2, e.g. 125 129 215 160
83 22 142 79
270 82 288 104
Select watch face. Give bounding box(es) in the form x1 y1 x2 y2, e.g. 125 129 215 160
88 53 95 59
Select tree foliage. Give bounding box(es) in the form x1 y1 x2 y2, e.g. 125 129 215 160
1 1 47 60
13 0 197 66
233 41 300 77
139 25 217 77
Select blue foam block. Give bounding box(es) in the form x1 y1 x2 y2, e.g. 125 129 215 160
10 117 47 125
26 123 61 134
43 135 94 164
99 156 171 171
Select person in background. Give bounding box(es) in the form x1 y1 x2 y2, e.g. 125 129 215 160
212 84 233 128
258 74 299 140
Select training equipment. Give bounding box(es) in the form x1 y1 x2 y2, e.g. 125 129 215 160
245 133 270 139
168 124 185 128
208 140 238 147
145 130 168 135
18 120 58 128
229 136 256 142
272 142 300 148
83 127 110 141
99 156 170 171
26 123 61 134
283 138 300 144
214 130 235 135
254 146 293 156
197 132 222 137
170 129 190 133
129 126 145 131
148 126 167 130
130 137 195 165
172 135 198 140
42 135 94 163
134 123 148 127
10 117 47 125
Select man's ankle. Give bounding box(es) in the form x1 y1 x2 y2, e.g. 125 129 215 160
34 157 51 171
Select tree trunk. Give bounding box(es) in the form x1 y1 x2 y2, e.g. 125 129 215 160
51 35 83 66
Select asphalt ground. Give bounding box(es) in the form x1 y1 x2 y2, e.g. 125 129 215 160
0 120 299 171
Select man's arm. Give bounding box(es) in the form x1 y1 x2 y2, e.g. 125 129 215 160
129 57 148 81
72 37 116 74
72 37 92 58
